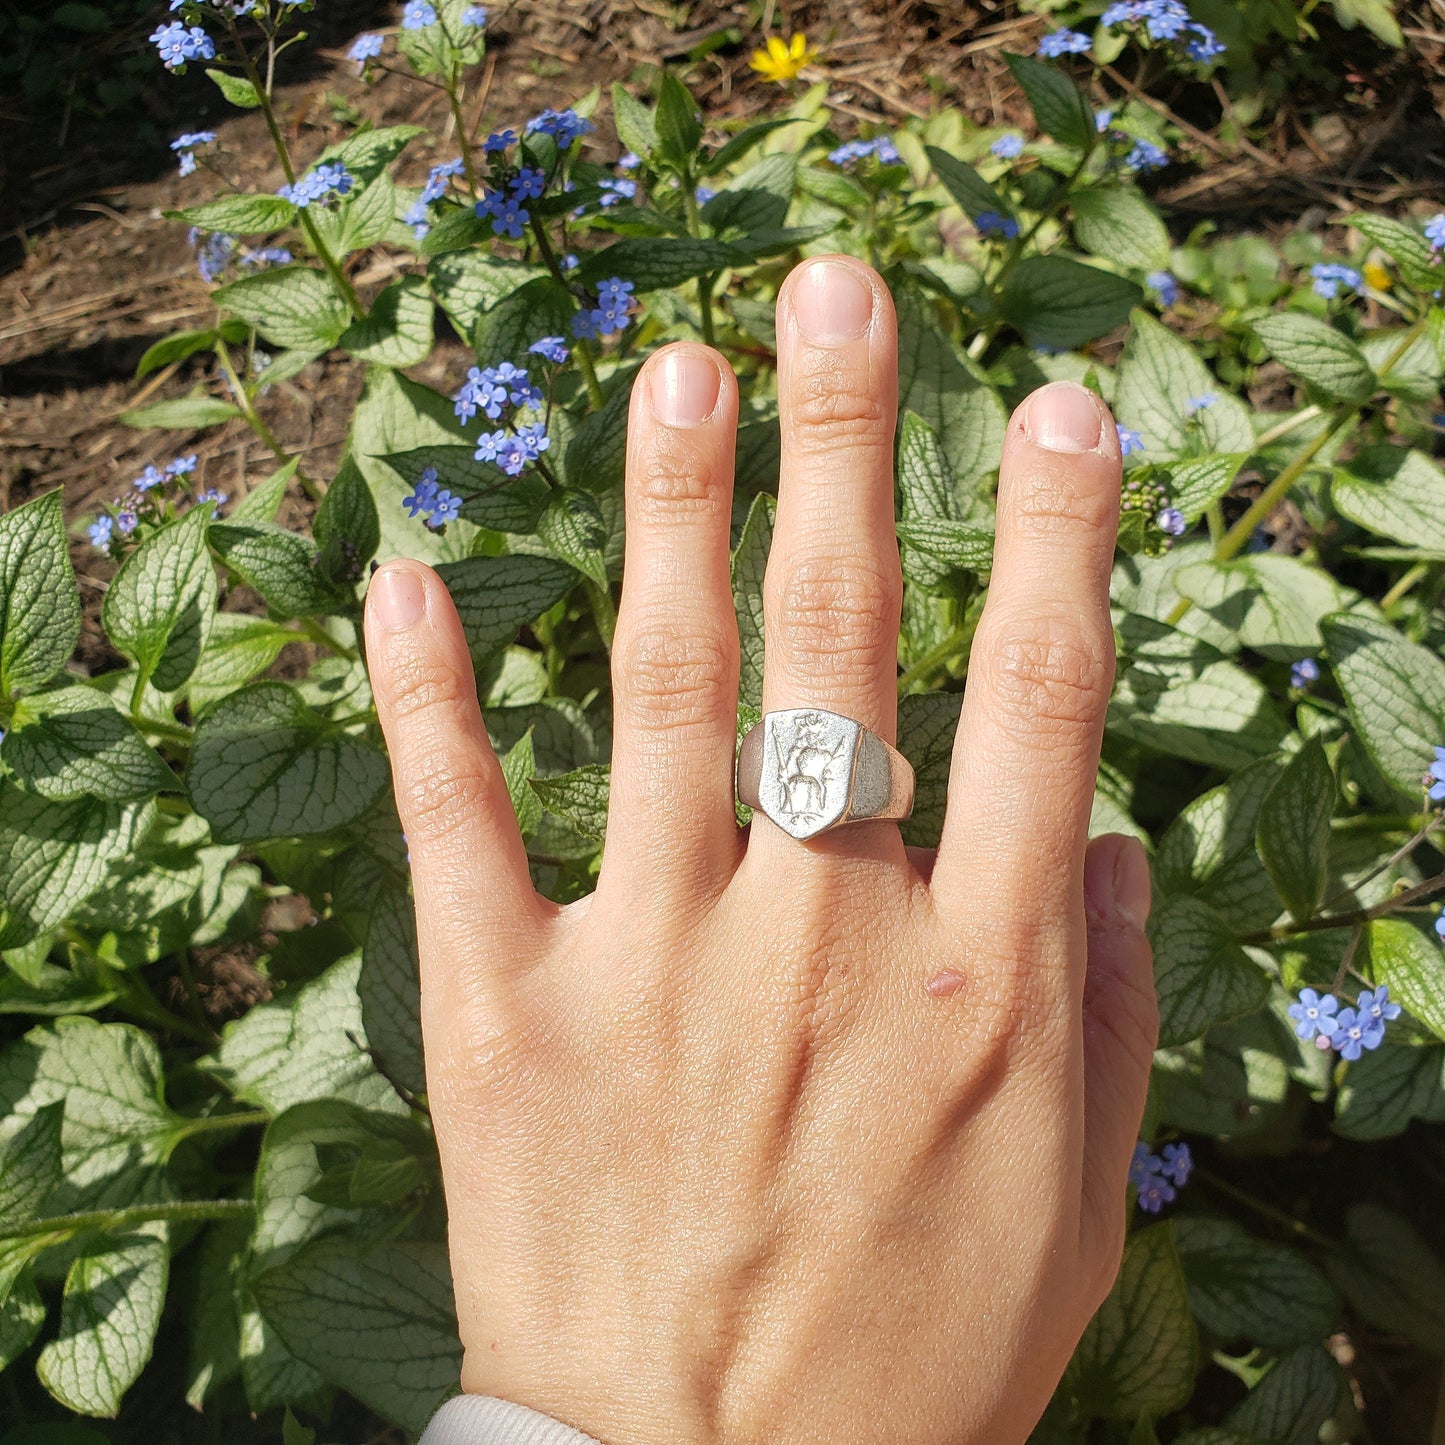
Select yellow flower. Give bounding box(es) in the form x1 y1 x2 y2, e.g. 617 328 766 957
1362 260 1391 291
749 32 816 83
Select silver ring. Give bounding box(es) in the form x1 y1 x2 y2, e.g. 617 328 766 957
736 708 914 841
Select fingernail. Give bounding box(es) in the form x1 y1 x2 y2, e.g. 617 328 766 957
792 259 874 344
1024 381 1104 454
651 349 721 427
370 566 426 631
1111 839 1153 930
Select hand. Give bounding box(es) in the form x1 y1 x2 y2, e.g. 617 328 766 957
363 255 1157 1445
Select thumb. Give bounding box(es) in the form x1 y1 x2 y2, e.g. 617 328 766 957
1078 833 1158 1271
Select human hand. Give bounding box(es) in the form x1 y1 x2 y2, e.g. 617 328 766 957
363 255 1157 1445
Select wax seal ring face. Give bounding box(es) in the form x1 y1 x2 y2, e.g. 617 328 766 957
755 707 861 841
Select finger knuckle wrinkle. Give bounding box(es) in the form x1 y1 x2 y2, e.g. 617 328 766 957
386 654 465 720
633 442 729 520
1011 457 1117 536
991 628 1111 733
791 375 892 451
400 756 492 845
614 625 733 725
771 555 899 683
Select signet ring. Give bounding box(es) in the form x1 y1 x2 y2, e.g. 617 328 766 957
736 708 915 841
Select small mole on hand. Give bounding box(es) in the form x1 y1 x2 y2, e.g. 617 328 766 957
926 969 967 999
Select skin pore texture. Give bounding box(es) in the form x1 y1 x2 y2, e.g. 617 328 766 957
364 255 1159 1445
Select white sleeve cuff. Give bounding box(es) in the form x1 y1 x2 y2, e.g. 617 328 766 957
418 1395 606 1445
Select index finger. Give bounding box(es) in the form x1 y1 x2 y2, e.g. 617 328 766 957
931 381 1122 920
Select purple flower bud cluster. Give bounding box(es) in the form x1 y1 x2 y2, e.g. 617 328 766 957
278 162 354 209
1130 1141 1192 1214
571 276 635 340
827 136 902 169
88 454 219 551
1288 985 1403 1060
403 468 463 529
1290 658 1320 689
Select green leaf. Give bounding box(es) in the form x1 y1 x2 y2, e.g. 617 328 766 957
1173 1217 1337 1348
428 253 538 337
1000 255 1141 350
334 171 398 255
206 67 261 107
230 457 299 523
434 555 579 665
896 410 966 589
475 276 576 367
185 613 293 716
211 953 403 1115
501 729 543 838
208 521 346 620
894 282 1006 489
895 691 962 849
611 82 657 161
314 454 381 582
530 764 610 843
0 792 151 951
925 145 1011 223
0 1100 63 1225
1327 1204 1445 1354
1251 313 1375 404
700 118 797 176
577 237 742 292
187 683 389 844
1345 212 1438 289
1113 310 1253 463
212 267 351 353
1066 1224 1196 1418
731 492 775 710
0 492 80 699
1154 1014 1294 1140
654 72 704 167
536 489 608 587
326 124 427 186
339 275 433 368
1109 657 1288 769
1364 918 1445 1041
384 446 549 535
1223 1343 1342 1445
1256 739 1334 923
893 518 995 575
702 153 796 235
1167 454 1247 521
102 509 217 691
1004 53 1095 149
1150 896 1271 1047
1 686 174 801
564 367 638 495
173 193 297 234
0 1270 46 1373
1330 0 1403 46
360 883 425 1099
1070 186 1170 271
1321 611 1445 797
1331 445 1445 551
1155 755 1284 933
0 1018 179 1212
119 394 243 430
134 328 219 380
1334 1041 1445 1139
36 1234 168 1418
251 1236 460 1433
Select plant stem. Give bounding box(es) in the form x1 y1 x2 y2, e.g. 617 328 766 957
0 1197 256 1243
528 214 605 411
137 715 194 744
168 1110 271 1145
682 179 718 346
447 65 481 198
1380 561 1430 612
1319 810 1438 913
896 617 977 695
584 579 616 651
213 340 323 500
295 616 360 661
1240 866 1445 944
1253 404 1323 449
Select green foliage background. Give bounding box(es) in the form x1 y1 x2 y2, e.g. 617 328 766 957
1 0 1444 1440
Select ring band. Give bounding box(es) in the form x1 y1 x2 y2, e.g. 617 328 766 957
736 707 915 840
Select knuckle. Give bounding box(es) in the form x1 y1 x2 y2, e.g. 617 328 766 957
399 754 491 846
769 552 900 687
385 652 466 721
987 620 1113 737
1009 454 1118 537
631 433 729 521
790 371 893 453
613 623 735 728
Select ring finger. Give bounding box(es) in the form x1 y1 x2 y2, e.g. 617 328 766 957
752 256 903 860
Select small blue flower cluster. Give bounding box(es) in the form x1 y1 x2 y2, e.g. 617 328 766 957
461 5 488 25
525 108 595 147
1101 1 1225 62
188 228 291 283
990 134 1025 160
476 423 552 476
405 159 467 239
599 176 638 208
572 277 635 340
1125 139 1168 173
402 1 437 28
151 20 215 71
1038 28 1092 57
446 362 554 479
827 136 902 169
1130 1141 1192 1213
1117 424 1144 456
403 468 462 528
529 336 570 365
1289 985 1403 1060
476 165 540 237
88 455 219 550
172 131 217 178
975 211 1018 239
1185 392 1216 414
454 361 542 423
278 161 354 208
1427 745 1445 802
1291 658 1320 689
1310 262 1363 299
1427 215 1445 252
349 33 385 69
1146 269 1179 306
694 184 717 206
